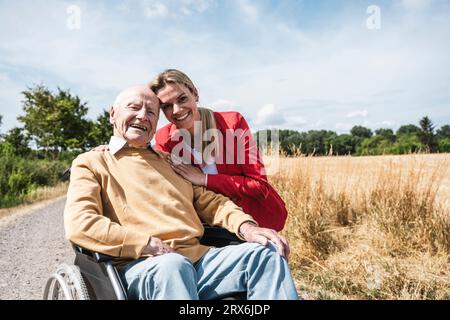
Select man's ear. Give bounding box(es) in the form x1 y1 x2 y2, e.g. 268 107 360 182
109 106 115 125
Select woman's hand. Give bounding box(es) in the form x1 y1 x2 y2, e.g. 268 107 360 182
170 163 206 186
92 145 109 152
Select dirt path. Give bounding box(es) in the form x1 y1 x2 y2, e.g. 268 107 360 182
0 197 74 300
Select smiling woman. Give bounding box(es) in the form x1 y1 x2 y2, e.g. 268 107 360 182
150 69 288 231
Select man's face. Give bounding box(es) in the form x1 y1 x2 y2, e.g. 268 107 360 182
110 86 160 148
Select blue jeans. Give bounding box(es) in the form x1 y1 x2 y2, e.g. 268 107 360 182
119 242 299 300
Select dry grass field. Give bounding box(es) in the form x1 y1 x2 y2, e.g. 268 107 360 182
267 154 450 299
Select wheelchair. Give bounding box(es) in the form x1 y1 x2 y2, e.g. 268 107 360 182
43 225 246 300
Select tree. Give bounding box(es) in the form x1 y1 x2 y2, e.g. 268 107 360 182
87 109 113 148
2 127 31 157
329 134 357 155
438 138 450 153
418 116 438 152
350 126 373 139
280 130 303 155
394 133 425 154
437 125 450 139
436 125 450 153
18 85 93 152
303 130 336 156
375 128 396 143
357 135 394 156
396 124 421 137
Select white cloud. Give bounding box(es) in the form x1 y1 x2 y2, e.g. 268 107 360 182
381 121 397 127
346 110 368 118
116 2 129 14
0 72 26 132
335 123 354 132
141 0 215 18
210 99 237 111
287 116 307 127
144 2 169 19
254 104 286 127
400 0 433 10
182 0 215 13
237 0 259 22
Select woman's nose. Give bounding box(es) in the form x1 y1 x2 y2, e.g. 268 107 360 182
172 104 182 114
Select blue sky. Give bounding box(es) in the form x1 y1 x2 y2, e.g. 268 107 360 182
1 0 449 136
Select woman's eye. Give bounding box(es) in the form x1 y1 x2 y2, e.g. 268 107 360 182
179 96 188 103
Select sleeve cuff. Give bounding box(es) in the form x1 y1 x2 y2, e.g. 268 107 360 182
120 229 151 259
236 219 259 240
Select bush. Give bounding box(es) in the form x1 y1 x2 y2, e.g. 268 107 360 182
438 138 450 153
0 143 72 208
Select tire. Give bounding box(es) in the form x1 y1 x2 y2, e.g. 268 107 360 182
43 264 90 300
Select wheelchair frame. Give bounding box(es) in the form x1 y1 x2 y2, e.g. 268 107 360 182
44 225 245 300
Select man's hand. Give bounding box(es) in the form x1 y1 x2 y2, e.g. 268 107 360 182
239 222 290 261
142 237 175 256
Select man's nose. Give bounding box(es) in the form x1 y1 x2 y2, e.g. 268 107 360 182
136 107 149 120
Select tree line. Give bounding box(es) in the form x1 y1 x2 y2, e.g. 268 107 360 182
255 118 450 156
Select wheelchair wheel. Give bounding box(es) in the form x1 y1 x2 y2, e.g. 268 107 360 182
43 264 90 300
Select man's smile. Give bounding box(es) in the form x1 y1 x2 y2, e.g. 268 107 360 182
129 124 149 132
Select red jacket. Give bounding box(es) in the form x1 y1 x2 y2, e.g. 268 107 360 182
154 111 288 231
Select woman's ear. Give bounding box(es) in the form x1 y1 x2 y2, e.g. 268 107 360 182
192 88 199 102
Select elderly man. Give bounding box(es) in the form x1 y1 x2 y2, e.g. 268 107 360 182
64 85 299 300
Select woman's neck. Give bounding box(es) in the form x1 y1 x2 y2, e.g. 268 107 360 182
187 110 201 146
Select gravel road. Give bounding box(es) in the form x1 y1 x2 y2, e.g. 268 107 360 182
0 197 74 300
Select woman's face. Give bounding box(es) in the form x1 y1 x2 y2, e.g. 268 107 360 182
157 83 199 131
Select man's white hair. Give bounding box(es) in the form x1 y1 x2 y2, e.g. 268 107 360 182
113 85 155 109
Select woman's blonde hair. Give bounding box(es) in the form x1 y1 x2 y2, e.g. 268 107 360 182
149 69 197 97
149 69 219 164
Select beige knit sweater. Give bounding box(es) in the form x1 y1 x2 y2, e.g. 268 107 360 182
64 147 256 266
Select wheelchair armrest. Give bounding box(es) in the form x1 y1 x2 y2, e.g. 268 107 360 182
200 225 245 247
72 245 118 263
